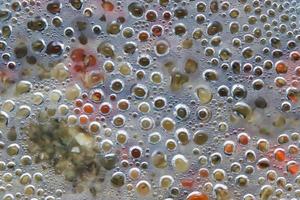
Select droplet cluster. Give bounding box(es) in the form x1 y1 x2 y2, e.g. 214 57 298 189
1 0 300 199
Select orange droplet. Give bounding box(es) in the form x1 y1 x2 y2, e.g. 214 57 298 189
224 142 235 155
138 31 149 42
90 89 103 102
287 162 300 175
100 103 111 114
287 92 298 103
238 133 250 145
274 148 285 162
79 114 89 124
275 61 288 74
199 168 209 178
186 191 209 200
83 103 94 114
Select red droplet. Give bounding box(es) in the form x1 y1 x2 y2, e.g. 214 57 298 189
287 162 300 175
75 99 83 107
73 64 85 72
163 11 171 20
100 103 111 114
152 25 163 37
130 147 142 158
71 48 85 62
102 0 114 11
181 178 194 189
110 94 116 101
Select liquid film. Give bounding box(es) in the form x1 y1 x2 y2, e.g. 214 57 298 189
0 0 300 199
